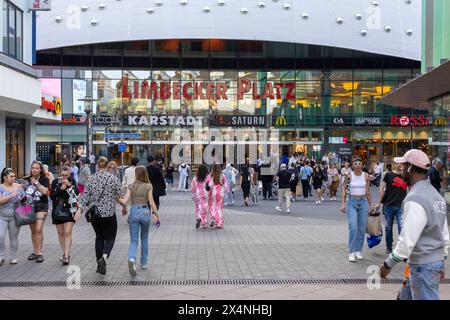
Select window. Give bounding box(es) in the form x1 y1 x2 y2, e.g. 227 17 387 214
2 0 23 61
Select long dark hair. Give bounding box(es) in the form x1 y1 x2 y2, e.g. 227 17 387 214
211 164 222 185
1 168 14 184
196 164 209 183
29 161 45 178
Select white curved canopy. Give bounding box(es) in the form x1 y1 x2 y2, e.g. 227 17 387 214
37 0 420 60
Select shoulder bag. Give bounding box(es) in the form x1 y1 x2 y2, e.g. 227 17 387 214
85 176 110 222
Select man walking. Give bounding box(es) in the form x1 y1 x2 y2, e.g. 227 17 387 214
429 158 444 194
376 163 407 254
260 161 274 200
146 155 166 210
275 164 293 213
380 149 449 300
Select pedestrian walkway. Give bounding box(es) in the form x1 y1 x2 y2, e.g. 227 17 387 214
0 187 449 299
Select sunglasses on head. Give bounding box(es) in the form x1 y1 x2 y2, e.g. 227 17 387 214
353 161 363 165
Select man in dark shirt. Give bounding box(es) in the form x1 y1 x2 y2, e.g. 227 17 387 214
429 158 443 193
260 162 274 200
146 155 166 210
376 163 407 254
276 164 294 213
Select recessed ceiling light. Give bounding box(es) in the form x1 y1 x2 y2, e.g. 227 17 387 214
81 5 89 12
147 7 155 14
384 26 391 32
217 0 225 5
257 2 265 8
301 12 309 19
355 13 362 20
406 29 413 36
91 19 99 26
283 4 291 10
55 16 63 23
203 6 211 12
336 17 343 24
241 8 248 14
98 3 106 10
360 29 368 36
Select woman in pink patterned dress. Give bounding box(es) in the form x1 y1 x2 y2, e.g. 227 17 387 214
191 164 210 229
208 164 229 229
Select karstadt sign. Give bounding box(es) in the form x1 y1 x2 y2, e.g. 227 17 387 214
128 115 204 126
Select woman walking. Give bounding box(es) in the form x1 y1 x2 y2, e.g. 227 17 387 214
50 166 81 265
209 164 228 228
289 163 299 202
223 164 235 205
311 166 325 204
0 168 24 265
77 157 125 275
78 159 91 194
191 164 210 229
240 164 251 206
341 157 371 262
328 163 341 201
107 161 120 179
25 161 50 263
118 166 160 276
340 161 352 190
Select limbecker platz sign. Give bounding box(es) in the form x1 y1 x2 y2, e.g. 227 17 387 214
122 78 296 101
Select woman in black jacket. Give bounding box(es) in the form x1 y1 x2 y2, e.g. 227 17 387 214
50 166 80 265
311 166 325 204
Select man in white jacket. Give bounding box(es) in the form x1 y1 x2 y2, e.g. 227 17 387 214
380 149 449 300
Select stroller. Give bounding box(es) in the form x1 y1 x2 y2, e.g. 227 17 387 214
271 180 278 197
250 184 258 204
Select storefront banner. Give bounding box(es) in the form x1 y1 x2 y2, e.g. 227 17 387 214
93 116 121 125
390 115 430 127
29 0 51 11
337 145 353 157
330 117 350 126
210 115 267 127
354 117 381 126
73 80 98 114
128 115 204 126
329 137 349 144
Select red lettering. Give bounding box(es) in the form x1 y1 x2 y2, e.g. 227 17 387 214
173 81 181 99
252 83 261 100
41 97 55 112
391 116 399 126
410 115 418 127
140 81 148 99
262 82 275 100
160 82 171 100
285 83 296 100
237 79 251 100
121 77 131 99
194 82 206 100
206 82 215 100
418 115 427 126
142 81 158 100
215 82 228 100
183 82 193 99
273 83 283 99
133 81 139 100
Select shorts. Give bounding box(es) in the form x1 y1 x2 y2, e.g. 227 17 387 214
165 177 174 184
34 202 49 214
52 215 75 225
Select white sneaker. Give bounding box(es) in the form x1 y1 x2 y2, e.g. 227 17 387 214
315 201 319 204
128 259 137 277
275 207 282 212
355 252 364 260
286 208 290 213
141 264 148 270
319 201 322 204
224 203 228 206
321 197 324 202
349 253 356 262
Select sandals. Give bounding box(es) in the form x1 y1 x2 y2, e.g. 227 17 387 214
62 256 70 265
35 255 44 263
210 221 215 228
195 219 201 229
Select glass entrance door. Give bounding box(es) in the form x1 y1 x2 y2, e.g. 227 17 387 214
6 118 25 178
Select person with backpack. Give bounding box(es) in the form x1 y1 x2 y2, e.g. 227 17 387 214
299 160 313 201
376 163 407 254
289 163 299 202
208 164 229 228
275 164 293 213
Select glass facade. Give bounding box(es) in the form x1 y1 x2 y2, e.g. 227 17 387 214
36 40 434 169
1 0 23 61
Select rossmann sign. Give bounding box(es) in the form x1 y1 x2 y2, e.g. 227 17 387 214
122 78 296 101
390 115 430 127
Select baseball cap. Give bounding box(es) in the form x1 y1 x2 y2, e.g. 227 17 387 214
394 149 430 170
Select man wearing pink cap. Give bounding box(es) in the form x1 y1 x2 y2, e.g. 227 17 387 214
380 149 449 300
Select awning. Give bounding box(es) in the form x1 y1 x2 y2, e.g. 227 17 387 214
380 59 450 108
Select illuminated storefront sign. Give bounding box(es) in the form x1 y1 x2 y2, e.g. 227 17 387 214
354 117 381 126
41 97 62 115
210 115 267 127
29 0 51 11
275 116 287 126
433 116 448 126
122 77 296 101
390 115 429 127
128 115 204 126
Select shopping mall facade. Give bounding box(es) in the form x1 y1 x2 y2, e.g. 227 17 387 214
34 0 447 170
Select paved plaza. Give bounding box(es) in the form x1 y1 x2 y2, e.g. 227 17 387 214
1 184 449 300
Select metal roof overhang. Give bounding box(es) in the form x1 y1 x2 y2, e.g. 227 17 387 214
380 59 450 108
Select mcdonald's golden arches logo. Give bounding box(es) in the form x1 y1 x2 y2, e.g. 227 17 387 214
433 116 448 126
276 116 287 126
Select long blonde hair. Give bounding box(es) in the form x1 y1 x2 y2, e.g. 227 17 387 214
134 166 150 184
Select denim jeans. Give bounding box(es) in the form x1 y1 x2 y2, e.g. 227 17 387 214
407 261 445 300
346 197 369 253
384 206 402 252
127 205 151 266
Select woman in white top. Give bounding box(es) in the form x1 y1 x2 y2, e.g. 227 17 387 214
341 157 372 262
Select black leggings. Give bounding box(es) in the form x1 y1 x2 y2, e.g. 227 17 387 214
91 214 117 260
262 182 272 198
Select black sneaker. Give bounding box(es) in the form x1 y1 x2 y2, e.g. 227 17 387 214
97 257 106 275
210 221 215 228
195 219 201 229
28 253 37 261
35 255 44 263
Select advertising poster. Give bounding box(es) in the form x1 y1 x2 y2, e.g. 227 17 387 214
73 80 98 114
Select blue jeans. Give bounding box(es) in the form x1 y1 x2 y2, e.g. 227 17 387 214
127 205 151 266
406 261 445 300
384 206 402 252
346 197 369 253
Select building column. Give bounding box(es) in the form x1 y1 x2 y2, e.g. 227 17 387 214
26 119 37 168
0 114 6 170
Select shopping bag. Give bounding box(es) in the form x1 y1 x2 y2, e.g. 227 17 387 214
296 184 302 196
366 214 383 248
14 204 36 226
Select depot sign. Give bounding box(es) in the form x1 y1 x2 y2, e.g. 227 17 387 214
390 115 429 127
41 97 62 115
122 78 296 101
128 115 204 126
